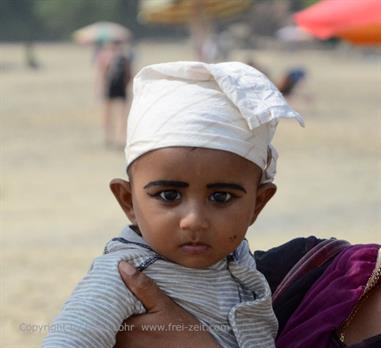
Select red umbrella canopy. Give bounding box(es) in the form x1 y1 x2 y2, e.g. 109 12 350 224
294 0 381 45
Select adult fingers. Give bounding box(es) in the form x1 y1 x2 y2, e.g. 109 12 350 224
117 262 221 348
118 261 173 312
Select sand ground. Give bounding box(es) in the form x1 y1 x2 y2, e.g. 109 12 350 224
1 40 380 347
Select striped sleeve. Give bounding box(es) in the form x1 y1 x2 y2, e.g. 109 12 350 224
41 252 146 348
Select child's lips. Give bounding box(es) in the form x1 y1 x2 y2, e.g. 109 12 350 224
180 242 210 255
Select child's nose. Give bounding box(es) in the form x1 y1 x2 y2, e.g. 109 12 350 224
179 203 209 232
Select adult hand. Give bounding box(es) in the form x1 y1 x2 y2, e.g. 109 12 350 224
114 261 220 348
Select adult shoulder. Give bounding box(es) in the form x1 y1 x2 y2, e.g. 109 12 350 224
254 236 326 293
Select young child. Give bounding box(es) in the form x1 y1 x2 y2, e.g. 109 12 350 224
42 61 304 348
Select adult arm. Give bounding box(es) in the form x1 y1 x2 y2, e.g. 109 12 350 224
114 261 220 348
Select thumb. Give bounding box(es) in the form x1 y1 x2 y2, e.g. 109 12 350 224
118 261 172 312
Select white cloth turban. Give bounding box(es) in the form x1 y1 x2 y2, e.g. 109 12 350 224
125 61 304 183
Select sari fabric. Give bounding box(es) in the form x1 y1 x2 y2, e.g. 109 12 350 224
276 244 380 348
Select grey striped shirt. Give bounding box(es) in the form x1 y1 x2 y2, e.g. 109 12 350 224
42 227 277 347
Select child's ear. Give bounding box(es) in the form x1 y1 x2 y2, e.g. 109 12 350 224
250 183 277 225
109 178 136 223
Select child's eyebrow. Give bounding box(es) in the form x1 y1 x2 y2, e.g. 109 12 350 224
207 183 247 193
144 180 189 189
143 181 246 193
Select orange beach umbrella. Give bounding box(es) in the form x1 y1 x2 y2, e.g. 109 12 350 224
139 0 251 25
294 0 381 45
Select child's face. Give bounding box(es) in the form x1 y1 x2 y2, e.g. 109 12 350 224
111 147 276 269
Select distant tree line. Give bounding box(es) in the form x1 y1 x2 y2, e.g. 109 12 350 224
0 0 318 42
0 0 185 42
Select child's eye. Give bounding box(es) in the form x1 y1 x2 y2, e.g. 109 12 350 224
158 190 181 202
210 192 233 203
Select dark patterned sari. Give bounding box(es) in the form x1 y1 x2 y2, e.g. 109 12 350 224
254 237 380 348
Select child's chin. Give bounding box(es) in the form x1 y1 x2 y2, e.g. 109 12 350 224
174 256 219 269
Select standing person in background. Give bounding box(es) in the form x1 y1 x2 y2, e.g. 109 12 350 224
96 40 132 148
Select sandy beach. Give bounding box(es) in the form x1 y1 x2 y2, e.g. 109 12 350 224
1 40 380 347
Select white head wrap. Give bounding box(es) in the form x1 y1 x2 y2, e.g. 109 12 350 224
125 61 304 183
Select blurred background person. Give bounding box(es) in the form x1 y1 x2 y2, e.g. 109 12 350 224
96 40 132 148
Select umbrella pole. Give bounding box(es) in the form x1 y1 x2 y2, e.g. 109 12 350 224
188 0 214 62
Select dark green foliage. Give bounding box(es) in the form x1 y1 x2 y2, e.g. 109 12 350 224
0 0 42 41
0 0 185 41
0 0 316 42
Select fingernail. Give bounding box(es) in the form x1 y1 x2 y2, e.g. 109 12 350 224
119 261 136 276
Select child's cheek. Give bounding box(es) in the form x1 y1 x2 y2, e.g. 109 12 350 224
229 234 238 243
